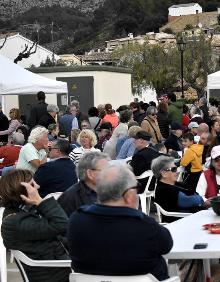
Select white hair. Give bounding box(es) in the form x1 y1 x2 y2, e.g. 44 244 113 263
47 104 59 113
28 127 48 144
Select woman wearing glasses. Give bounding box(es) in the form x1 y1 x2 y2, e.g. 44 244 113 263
0 108 21 143
152 155 204 222
196 145 220 206
141 106 163 145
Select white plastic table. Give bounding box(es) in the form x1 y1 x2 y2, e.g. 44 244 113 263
164 209 220 282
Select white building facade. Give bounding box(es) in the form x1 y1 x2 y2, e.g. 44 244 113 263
169 3 202 19
0 33 59 68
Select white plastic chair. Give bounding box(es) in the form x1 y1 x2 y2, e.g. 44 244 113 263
136 170 155 215
154 202 192 224
11 250 71 282
0 207 7 282
43 192 63 200
69 272 180 282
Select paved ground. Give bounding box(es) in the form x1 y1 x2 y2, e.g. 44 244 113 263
6 252 23 282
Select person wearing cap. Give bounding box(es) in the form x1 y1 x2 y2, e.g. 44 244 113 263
130 130 160 175
116 126 142 159
180 132 204 192
164 122 183 152
196 145 220 205
48 123 59 141
67 163 173 280
0 102 9 143
95 122 112 151
188 121 199 136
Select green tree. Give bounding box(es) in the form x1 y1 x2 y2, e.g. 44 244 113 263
113 35 219 97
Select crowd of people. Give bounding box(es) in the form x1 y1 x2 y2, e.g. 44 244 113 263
0 90 220 281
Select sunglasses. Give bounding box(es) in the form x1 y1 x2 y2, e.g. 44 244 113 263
150 113 157 116
122 182 141 196
214 157 220 163
163 167 178 173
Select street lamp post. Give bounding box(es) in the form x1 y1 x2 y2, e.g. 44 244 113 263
177 37 186 98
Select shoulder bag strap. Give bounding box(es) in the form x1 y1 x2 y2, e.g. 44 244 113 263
144 118 160 143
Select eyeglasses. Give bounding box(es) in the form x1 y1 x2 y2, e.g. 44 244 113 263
163 167 178 173
122 183 141 197
150 113 157 116
214 157 220 163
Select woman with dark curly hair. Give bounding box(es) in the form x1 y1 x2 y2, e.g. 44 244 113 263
0 169 71 282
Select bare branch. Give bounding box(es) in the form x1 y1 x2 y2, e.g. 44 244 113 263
0 35 8 50
14 41 38 63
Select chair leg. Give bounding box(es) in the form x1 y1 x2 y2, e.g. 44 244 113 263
146 197 151 216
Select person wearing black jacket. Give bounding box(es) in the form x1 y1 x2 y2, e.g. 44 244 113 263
34 139 77 198
27 91 48 130
58 151 109 216
0 103 9 143
130 131 160 193
0 169 71 282
67 164 173 281
152 155 204 223
38 104 59 129
164 122 183 152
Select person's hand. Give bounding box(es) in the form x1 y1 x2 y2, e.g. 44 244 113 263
204 200 211 208
20 180 42 206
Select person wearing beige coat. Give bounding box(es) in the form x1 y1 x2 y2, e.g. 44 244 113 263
141 106 163 145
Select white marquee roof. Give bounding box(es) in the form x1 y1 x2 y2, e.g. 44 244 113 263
0 54 67 95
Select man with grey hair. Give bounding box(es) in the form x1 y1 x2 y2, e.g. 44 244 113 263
59 105 78 137
58 151 109 216
67 163 173 280
16 127 48 173
38 104 59 129
70 100 88 130
0 132 24 169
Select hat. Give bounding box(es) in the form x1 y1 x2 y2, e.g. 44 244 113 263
99 122 112 131
211 146 220 159
134 131 151 141
171 122 183 131
188 122 199 130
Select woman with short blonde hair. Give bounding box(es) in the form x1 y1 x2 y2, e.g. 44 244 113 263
69 129 100 165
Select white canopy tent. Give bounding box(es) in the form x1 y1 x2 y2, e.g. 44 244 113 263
0 53 67 112
207 70 220 101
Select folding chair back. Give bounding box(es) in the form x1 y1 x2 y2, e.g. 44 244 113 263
154 202 192 223
136 170 155 215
